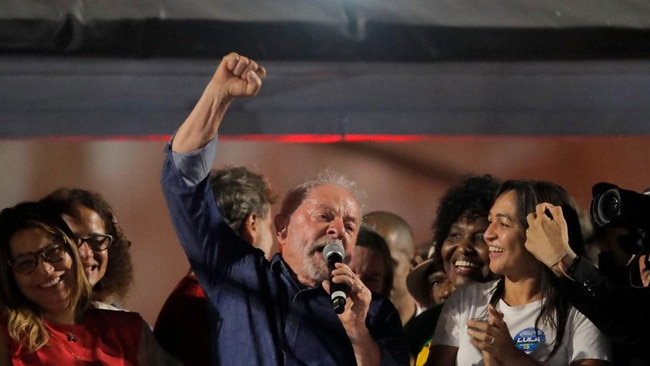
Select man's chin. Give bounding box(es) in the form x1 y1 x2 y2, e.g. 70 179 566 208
305 260 329 285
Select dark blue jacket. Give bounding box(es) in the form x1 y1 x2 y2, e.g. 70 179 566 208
161 143 409 365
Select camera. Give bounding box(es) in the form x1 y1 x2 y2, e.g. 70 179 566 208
590 182 650 286
590 182 650 231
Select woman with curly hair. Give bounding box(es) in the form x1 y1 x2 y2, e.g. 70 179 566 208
406 174 500 364
41 188 133 309
429 174 501 294
0 201 179 364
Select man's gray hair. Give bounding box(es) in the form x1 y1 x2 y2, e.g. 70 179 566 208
279 168 367 217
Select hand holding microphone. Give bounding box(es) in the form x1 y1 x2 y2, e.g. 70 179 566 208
323 241 349 314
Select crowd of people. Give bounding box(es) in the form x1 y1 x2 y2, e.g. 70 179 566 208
1 52 648 365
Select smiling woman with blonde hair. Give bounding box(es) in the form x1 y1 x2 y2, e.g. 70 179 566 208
0 201 179 365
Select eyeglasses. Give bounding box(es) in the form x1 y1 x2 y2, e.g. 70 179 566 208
9 242 67 274
76 234 113 252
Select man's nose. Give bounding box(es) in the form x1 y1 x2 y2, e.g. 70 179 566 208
326 217 345 239
442 282 456 299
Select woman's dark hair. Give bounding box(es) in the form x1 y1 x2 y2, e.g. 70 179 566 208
432 175 501 270
488 179 586 359
41 188 134 302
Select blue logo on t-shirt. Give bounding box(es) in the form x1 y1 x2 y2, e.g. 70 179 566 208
513 327 545 352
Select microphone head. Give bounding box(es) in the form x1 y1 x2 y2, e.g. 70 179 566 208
323 241 345 261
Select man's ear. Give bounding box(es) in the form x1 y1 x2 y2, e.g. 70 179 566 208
274 214 289 244
241 214 257 244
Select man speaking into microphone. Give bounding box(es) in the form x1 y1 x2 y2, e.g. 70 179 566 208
161 52 408 365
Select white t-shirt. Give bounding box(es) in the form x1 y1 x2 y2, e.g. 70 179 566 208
431 280 611 366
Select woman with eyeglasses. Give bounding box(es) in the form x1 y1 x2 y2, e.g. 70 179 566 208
0 201 180 365
41 188 133 310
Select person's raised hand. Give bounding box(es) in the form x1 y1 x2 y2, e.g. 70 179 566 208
208 52 266 103
525 203 573 269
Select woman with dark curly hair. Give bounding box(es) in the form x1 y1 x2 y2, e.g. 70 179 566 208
406 174 500 364
40 188 133 309
430 174 501 293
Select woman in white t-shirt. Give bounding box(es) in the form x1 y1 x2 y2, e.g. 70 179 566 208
425 180 612 366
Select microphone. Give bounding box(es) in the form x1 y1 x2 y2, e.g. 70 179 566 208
323 241 348 314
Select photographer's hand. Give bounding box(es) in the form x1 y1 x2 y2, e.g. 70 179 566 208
525 203 576 274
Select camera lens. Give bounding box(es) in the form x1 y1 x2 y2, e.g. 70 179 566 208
600 190 621 219
593 189 622 226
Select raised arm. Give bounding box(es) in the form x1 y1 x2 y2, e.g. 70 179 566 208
172 52 266 153
161 52 267 286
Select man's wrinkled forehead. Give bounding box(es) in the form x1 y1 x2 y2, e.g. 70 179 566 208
301 184 361 221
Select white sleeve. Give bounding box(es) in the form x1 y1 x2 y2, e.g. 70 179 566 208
567 308 612 363
430 291 464 347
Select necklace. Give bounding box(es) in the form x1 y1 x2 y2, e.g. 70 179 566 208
47 331 87 361
45 322 79 342
66 331 79 342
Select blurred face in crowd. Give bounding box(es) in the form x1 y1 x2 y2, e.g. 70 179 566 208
243 205 275 258
62 205 108 287
350 245 387 296
439 212 491 286
277 184 361 287
9 228 74 313
429 271 455 304
389 246 413 301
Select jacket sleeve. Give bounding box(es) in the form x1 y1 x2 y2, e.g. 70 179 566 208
554 258 650 349
160 143 259 291
368 299 410 366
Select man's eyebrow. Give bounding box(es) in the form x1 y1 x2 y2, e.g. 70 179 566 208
344 214 360 224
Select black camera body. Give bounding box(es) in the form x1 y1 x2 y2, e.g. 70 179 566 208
590 182 650 264
590 182 650 230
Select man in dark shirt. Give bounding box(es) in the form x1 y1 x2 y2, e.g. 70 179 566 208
154 166 275 365
160 52 408 365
